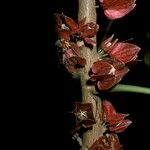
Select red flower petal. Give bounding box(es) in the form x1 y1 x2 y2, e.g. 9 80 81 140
102 100 132 133
67 56 86 67
104 6 136 19
69 42 81 56
91 61 114 75
64 16 79 33
54 13 63 33
74 57 86 67
79 23 99 38
109 119 132 133
73 102 96 130
84 37 96 46
100 0 136 19
101 34 118 53
103 58 125 70
64 56 86 73
58 30 70 41
102 100 129 124
82 119 96 128
108 113 129 126
90 58 128 90
115 67 129 83
101 35 141 65
102 100 117 121
110 42 141 63
78 17 86 28
97 75 116 90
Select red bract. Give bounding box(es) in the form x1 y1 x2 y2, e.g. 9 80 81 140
90 59 129 90
99 0 136 19
101 35 141 64
102 100 132 133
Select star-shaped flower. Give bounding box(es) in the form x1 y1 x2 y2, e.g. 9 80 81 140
75 110 88 121
89 59 129 90
72 102 96 131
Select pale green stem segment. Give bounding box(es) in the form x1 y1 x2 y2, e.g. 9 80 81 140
110 84 150 94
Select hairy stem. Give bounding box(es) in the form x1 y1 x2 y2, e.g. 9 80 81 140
78 0 103 149
110 84 150 94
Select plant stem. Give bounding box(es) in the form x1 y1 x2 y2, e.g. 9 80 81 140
78 0 103 149
110 84 150 94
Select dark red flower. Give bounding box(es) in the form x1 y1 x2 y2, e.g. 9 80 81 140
57 29 70 41
64 15 99 36
72 102 96 131
90 59 129 90
62 42 86 73
102 100 132 133
54 13 71 41
64 56 86 73
79 22 99 38
55 13 99 46
54 13 63 33
101 35 141 64
62 14 99 46
90 134 122 150
99 0 136 19
55 40 86 73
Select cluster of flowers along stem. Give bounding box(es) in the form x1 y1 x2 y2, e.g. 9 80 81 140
54 0 140 149
72 101 132 149
55 13 99 73
55 12 140 90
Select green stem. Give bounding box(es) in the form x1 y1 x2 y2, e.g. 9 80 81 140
110 84 150 94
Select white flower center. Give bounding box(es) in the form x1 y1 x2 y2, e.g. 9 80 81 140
61 24 69 30
75 110 87 121
108 66 116 75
